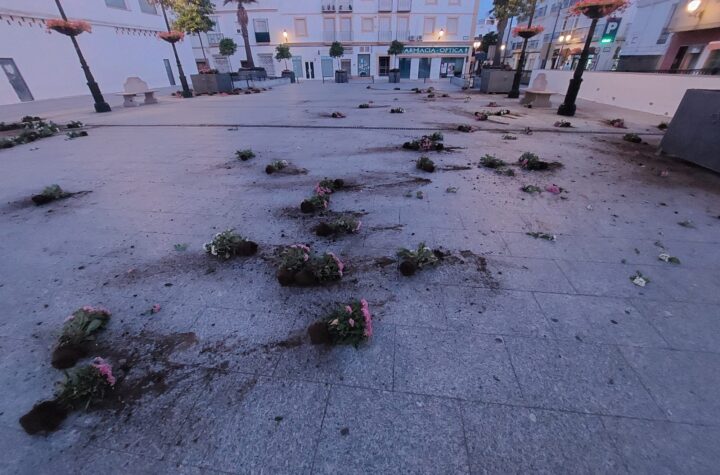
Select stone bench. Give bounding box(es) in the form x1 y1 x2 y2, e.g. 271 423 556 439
118 77 158 107
520 73 554 108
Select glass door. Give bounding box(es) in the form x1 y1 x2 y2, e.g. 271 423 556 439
399 58 411 78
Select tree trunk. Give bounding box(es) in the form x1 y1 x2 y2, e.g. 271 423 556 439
197 33 208 62
238 5 255 68
493 17 508 66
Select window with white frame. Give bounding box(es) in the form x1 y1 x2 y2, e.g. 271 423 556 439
105 0 127 9
254 18 270 43
294 18 308 37
446 17 458 35
423 17 435 35
361 17 374 32
138 0 157 14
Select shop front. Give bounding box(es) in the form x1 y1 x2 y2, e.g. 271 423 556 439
393 46 470 80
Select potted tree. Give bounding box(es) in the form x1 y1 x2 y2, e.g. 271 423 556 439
388 40 404 83
275 44 295 83
481 0 532 93
330 42 348 83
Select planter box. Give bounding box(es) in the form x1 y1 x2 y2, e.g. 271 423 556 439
236 68 268 82
479 69 515 93
281 70 296 83
190 73 233 94
388 71 401 83
335 70 348 83
660 89 720 173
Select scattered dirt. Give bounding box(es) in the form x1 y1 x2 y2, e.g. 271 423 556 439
1 191 92 215
439 165 473 171
276 207 367 221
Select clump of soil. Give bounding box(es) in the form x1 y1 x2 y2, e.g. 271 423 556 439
416 156 436 173
277 268 319 287
51 344 89 369
308 321 332 345
19 400 68 435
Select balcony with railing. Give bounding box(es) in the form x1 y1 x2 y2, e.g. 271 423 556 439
206 32 224 46
396 30 410 41
339 30 353 41
397 0 411 11
322 0 353 12
378 30 392 42
323 31 336 43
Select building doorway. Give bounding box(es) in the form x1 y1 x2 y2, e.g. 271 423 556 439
0 58 33 102
358 54 370 76
440 57 464 77
305 60 315 79
341 59 351 74
292 56 303 79
378 56 390 76
399 58 411 78
258 54 275 76
163 59 176 85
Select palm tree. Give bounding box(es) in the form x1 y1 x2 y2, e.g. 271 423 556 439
491 0 531 66
224 0 257 69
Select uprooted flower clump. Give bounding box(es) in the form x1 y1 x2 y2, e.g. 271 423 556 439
235 149 256 161
526 232 556 241
31 184 72 206
416 156 436 173
276 244 344 286
315 215 362 237
402 132 444 152
301 193 330 213
397 242 440 276
0 117 61 150
20 358 116 435
307 299 373 347
623 133 642 144
52 306 111 369
204 229 258 260
517 152 563 171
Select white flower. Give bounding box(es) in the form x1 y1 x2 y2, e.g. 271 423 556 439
658 253 671 263
632 276 647 287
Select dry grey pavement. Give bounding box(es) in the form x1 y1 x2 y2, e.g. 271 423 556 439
1 80 719 474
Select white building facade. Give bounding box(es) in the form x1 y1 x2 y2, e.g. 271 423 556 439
505 0 638 72
0 0 196 105
192 0 482 81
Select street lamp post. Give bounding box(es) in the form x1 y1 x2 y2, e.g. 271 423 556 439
159 2 193 98
53 0 111 113
557 17 599 116
508 0 538 99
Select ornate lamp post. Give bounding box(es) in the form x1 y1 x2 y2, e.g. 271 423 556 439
508 0 542 99
157 1 193 98
557 0 628 116
52 0 111 113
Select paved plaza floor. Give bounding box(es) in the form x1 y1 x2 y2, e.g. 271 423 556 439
1 80 719 474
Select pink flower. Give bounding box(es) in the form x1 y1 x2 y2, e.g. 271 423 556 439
546 184 561 194
151 304 161 314
348 318 355 327
354 220 362 233
360 299 373 337
345 305 353 314
315 185 333 196
291 244 311 252
328 252 344 276
92 357 116 386
64 314 75 322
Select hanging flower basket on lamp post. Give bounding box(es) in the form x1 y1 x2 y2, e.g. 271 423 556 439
46 19 92 36
47 1 110 113
512 25 544 40
158 30 185 44
557 0 628 116
507 0 540 99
